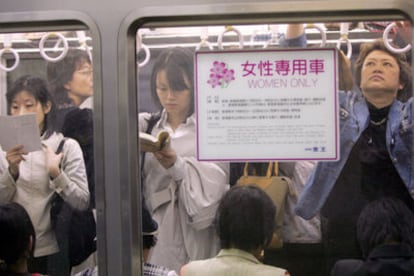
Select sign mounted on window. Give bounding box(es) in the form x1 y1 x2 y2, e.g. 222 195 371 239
195 48 339 161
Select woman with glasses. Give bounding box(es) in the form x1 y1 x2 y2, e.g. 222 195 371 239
47 48 95 210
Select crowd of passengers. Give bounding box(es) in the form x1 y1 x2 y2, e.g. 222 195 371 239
1 21 414 276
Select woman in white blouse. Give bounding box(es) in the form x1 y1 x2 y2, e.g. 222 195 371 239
139 47 229 273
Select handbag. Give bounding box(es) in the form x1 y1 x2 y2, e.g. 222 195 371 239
236 162 292 249
50 139 97 266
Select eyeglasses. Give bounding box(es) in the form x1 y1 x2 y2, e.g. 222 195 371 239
76 69 93 76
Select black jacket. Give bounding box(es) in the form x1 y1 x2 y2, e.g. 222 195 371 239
331 244 414 276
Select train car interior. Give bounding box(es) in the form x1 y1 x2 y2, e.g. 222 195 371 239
0 1 413 275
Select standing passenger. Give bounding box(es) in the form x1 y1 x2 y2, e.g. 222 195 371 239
139 47 229 272
296 39 413 273
0 75 89 276
47 48 95 209
47 49 96 273
47 48 93 110
74 201 179 276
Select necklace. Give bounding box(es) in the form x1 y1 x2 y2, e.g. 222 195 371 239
370 117 387 126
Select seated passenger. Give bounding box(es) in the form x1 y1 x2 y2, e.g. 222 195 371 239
142 201 178 276
0 202 35 276
180 185 289 276
331 197 414 275
75 201 178 276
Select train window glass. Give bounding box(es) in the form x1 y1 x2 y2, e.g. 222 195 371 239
0 30 97 275
137 19 412 275
137 21 412 112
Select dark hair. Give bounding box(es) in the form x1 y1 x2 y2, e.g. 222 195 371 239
47 48 91 106
142 235 157 250
0 202 35 267
216 185 276 252
357 197 414 258
354 39 412 100
150 47 194 116
6 75 57 138
141 200 158 250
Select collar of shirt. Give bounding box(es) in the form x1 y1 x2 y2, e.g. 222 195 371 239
216 248 261 264
157 109 196 130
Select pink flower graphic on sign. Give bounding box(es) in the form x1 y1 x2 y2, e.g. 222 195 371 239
207 61 235 88
207 73 221 88
222 68 235 83
211 61 226 76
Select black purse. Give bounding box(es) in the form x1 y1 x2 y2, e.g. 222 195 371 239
50 139 96 266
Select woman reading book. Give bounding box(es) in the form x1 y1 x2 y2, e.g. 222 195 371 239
138 47 230 273
0 75 89 276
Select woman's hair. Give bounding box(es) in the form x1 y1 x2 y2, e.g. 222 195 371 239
6 75 57 138
142 235 157 250
150 47 194 116
141 200 158 250
357 197 414 258
0 202 35 267
47 48 91 106
354 39 412 100
216 185 276 252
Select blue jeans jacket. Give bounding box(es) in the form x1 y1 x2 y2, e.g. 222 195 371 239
296 91 414 220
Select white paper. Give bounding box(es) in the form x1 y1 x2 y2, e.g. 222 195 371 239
0 114 41 152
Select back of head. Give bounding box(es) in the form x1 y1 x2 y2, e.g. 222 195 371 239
216 185 276 252
0 202 35 267
357 197 414 258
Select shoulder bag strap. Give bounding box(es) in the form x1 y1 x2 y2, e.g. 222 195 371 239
273 162 279 176
56 138 66 154
243 162 278 177
266 162 279 177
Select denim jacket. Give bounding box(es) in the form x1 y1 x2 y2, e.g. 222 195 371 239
296 91 414 220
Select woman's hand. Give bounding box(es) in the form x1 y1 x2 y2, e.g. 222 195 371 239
396 21 412 44
153 138 177 169
6 144 27 180
44 144 63 179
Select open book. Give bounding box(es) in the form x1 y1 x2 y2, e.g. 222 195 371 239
139 130 170 152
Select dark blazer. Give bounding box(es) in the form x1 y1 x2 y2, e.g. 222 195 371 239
331 244 414 276
57 106 95 208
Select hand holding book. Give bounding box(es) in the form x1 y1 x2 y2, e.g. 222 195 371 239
139 130 170 152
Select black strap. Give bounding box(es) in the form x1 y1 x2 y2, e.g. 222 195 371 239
56 138 66 154
52 138 66 179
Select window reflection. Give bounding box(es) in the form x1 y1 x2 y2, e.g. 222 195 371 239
137 20 413 276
